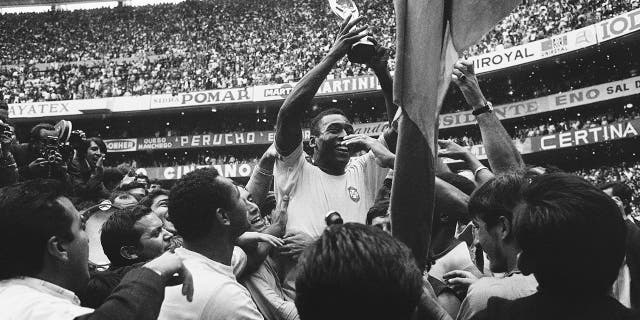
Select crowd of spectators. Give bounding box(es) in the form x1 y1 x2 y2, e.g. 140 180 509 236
465 0 638 55
575 161 640 215
1 0 637 106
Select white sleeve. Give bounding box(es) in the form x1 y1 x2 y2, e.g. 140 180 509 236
351 136 391 201
231 246 248 278
273 143 306 206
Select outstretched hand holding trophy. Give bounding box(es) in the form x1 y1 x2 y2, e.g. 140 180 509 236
328 0 374 63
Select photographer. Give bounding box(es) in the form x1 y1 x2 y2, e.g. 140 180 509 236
11 123 71 184
0 117 18 187
68 137 110 203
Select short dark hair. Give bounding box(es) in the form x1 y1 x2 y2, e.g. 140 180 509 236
295 223 422 320
79 137 107 158
100 205 151 268
139 188 170 208
29 123 55 143
514 173 626 295
468 174 527 232
310 108 349 136
0 180 74 280
169 168 233 241
599 182 633 215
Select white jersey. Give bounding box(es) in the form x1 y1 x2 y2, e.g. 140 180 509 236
274 143 389 237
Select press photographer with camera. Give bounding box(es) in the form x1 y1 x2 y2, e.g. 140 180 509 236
11 122 72 184
68 134 111 204
0 117 18 188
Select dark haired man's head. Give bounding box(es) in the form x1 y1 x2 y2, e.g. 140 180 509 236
468 174 527 273
134 174 150 189
599 182 633 216
0 180 89 294
109 191 139 209
237 186 265 232
324 211 344 226
139 188 176 233
295 223 422 320
366 199 390 233
101 205 173 268
515 173 626 295
309 108 354 174
148 178 162 192
169 168 249 242
79 137 107 168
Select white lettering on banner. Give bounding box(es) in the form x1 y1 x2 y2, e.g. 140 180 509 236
139 137 173 150
147 163 256 180
180 89 251 105
8 102 73 118
597 8 640 42
472 47 536 73
317 76 380 95
539 121 640 150
439 99 544 128
552 76 640 110
105 139 137 152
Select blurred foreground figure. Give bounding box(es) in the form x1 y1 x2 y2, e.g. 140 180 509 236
295 223 422 320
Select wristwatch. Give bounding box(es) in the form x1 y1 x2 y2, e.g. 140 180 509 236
472 101 493 116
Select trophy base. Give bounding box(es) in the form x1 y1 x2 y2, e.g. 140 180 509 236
348 38 375 64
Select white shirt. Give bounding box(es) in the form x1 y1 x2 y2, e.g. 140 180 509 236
456 272 538 320
0 277 94 320
429 241 478 282
243 257 299 320
158 247 263 320
274 143 389 237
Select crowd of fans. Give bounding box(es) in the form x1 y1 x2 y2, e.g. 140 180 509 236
1 0 638 107
575 161 640 215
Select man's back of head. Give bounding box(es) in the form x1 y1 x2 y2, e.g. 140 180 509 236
515 173 626 296
295 223 422 320
0 179 71 280
168 168 248 243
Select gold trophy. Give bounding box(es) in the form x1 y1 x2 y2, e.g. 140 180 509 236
328 0 375 64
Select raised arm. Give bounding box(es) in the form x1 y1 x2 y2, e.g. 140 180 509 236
275 16 368 156
452 60 524 174
437 139 494 186
366 42 397 126
246 144 278 206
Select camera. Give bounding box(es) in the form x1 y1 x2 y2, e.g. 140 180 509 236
36 120 76 162
41 136 60 162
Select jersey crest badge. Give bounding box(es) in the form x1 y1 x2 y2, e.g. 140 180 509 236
347 186 360 202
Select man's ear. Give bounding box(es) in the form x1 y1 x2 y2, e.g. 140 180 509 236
497 216 512 241
120 246 140 260
216 208 232 227
309 136 317 149
46 236 69 262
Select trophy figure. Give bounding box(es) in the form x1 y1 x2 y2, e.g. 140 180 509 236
328 0 375 64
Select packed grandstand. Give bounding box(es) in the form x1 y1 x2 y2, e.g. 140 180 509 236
3 0 640 217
